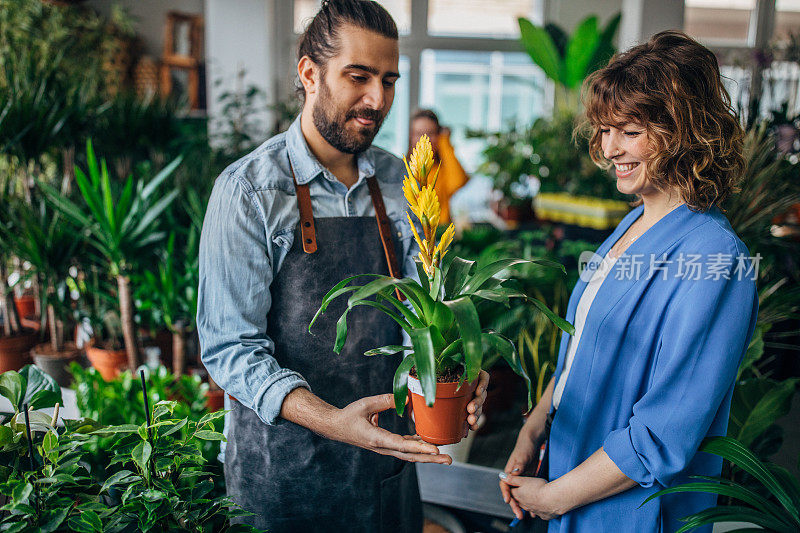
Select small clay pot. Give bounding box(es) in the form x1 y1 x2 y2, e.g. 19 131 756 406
0 330 38 373
13 295 36 320
408 375 479 445
205 388 225 412
85 345 127 381
31 342 81 387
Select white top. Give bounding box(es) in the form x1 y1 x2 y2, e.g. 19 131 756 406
552 251 619 410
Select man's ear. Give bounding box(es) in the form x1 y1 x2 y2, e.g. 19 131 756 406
298 56 319 97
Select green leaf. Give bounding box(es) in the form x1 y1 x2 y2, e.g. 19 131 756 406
138 424 148 441
91 424 140 435
730 378 799 447
459 258 564 297
365 345 411 356
483 331 533 411
429 265 443 300
141 156 183 200
198 410 227 426
564 16 600 88
443 257 475 299
20 364 62 411
518 17 563 83
701 437 799 519
348 276 434 322
526 296 575 336
195 430 226 441
100 470 135 493
410 327 438 406
444 297 482 383
132 440 152 471
309 273 382 331
40 506 70 533
0 371 22 408
393 354 416 415
162 418 188 437
738 324 764 380
82 510 102 532
67 517 95 533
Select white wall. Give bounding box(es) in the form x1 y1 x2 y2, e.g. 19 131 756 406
204 0 276 143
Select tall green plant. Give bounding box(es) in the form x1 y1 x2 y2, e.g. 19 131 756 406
41 141 181 370
642 436 800 533
518 13 621 112
0 197 84 352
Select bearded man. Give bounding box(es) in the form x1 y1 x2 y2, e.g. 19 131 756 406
197 2 488 531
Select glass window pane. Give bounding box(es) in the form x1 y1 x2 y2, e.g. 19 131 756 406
428 0 542 38
775 0 800 42
373 56 410 157
294 0 411 35
684 0 755 45
419 50 545 172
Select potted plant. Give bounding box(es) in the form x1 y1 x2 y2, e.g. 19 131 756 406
311 136 574 445
2 197 86 386
134 219 200 377
0 192 38 374
41 140 181 372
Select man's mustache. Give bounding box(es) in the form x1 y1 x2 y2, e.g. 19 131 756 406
346 108 384 124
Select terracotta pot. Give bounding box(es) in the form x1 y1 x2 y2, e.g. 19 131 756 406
205 388 225 412
0 330 38 373
13 295 36 319
85 346 127 381
31 342 81 387
408 375 478 445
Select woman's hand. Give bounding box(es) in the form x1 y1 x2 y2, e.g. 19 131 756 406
499 474 562 521
500 422 545 518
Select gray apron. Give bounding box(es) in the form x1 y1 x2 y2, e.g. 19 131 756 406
224 175 422 533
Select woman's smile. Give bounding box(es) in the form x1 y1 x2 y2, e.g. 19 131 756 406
614 161 640 178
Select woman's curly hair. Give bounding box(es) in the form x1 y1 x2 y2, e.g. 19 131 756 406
579 30 744 212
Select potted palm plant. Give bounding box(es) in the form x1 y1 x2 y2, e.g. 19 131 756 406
311 136 575 445
41 140 181 372
2 196 85 386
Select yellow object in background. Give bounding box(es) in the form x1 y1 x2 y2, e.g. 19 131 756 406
534 193 631 230
433 131 469 224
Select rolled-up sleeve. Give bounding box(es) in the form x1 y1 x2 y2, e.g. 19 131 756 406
603 252 758 488
197 174 309 425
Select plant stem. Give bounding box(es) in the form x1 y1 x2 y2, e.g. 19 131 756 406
117 274 140 370
22 404 40 524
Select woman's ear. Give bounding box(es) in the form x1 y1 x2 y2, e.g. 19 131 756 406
298 56 318 97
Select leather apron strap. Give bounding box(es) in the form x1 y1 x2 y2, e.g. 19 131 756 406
289 162 405 300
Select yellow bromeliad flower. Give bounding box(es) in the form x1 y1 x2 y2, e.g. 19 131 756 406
403 134 455 278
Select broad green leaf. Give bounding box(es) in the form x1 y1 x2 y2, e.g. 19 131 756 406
100 470 135 493
730 378 799 447
564 16 600 88
162 418 188 437
410 327 438 406
443 257 475 299
459 258 564 297
0 371 22 408
141 156 183 200
429 265 443 300
518 17 563 82
483 331 533 410
20 362 62 410
526 297 575 335
198 410 227 426
309 274 382 331
444 297 482 383
701 436 798 519
393 355 415 415
195 430 226 441
132 440 152 471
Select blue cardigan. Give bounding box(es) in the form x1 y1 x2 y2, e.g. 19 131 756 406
546 204 759 533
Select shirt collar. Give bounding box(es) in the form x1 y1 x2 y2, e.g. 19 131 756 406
285 114 377 186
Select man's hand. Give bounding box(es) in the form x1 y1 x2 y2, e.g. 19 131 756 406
499 474 562 521
465 370 490 435
332 393 453 464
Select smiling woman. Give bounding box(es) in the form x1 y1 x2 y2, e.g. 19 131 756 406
499 31 759 533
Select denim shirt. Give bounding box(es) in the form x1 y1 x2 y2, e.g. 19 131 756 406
197 115 419 426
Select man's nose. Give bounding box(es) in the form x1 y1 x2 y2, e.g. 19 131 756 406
363 80 385 110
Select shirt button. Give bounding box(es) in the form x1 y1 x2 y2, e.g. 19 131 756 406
397 231 402 237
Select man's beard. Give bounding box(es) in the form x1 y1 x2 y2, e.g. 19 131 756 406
312 79 385 154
